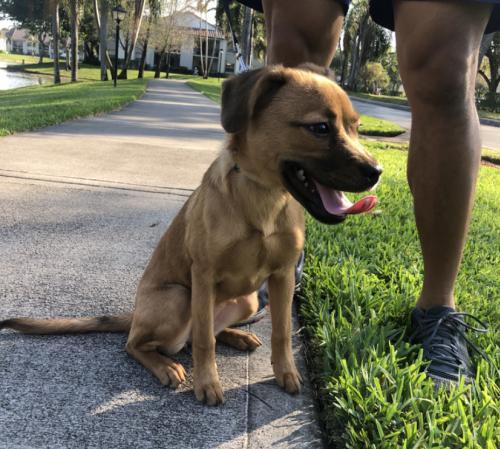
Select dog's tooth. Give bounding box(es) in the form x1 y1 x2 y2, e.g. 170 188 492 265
297 169 306 181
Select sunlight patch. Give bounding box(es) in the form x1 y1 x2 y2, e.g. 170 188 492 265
90 390 156 416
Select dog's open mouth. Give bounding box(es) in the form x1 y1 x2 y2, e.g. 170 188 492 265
281 161 377 224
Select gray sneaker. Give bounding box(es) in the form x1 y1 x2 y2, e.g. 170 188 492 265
409 306 488 384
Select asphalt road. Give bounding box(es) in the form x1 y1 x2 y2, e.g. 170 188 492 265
351 98 500 151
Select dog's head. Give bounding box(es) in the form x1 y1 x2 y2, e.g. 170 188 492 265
221 64 381 224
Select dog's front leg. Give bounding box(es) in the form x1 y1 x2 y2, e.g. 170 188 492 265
191 264 224 406
268 268 302 394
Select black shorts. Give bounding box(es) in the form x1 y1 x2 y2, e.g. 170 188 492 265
236 0 500 33
369 0 500 34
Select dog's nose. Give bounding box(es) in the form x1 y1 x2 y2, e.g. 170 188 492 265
360 164 383 184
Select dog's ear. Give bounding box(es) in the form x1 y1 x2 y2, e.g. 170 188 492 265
221 67 287 134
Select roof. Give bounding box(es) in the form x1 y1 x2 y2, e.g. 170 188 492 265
4 27 50 44
8 28 29 41
172 12 225 39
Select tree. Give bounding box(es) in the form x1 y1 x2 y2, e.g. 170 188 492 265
69 0 78 82
477 31 500 111
381 52 401 95
137 0 161 78
343 0 391 90
0 0 51 63
359 62 389 93
215 0 266 68
79 1 99 64
150 0 189 79
117 0 147 79
239 5 252 67
49 0 62 83
93 0 114 81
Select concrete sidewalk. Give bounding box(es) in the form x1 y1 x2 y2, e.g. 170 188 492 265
0 80 322 449
0 80 323 449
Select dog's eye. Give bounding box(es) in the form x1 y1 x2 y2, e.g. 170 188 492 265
305 123 330 136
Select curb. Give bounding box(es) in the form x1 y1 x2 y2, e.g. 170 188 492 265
349 95 500 128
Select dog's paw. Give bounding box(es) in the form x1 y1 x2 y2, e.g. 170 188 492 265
217 328 263 351
194 369 224 406
157 359 186 389
273 365 303 394
194 379 224 406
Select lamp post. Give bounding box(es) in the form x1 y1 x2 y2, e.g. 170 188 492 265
112 5 126 87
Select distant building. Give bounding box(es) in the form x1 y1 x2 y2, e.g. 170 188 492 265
4 28 51 58
110 12 228 74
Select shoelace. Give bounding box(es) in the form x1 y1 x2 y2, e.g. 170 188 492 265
410 312 489 370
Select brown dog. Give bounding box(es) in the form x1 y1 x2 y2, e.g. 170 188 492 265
0 65 381 406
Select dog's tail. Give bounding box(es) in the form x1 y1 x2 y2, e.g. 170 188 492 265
0 314 133 335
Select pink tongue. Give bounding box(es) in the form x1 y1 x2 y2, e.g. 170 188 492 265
313 180 377 216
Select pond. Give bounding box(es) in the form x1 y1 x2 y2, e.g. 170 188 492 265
0 61 51 90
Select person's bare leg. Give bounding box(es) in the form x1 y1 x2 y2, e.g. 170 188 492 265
262 0 345 66
394 0 492 310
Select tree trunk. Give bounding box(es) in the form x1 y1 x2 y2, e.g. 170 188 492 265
155 49 165 78
52 2 61 84
199 30 206 77
138 19 152 79
340 49 349 85
119 0 147 79
37 33 45 64
118 35 130 79
478 33 494 71
347 12 369 90
138 38 149 78
94 0 113 81
240 6 253 67
70 0 78 82
165 51 171 79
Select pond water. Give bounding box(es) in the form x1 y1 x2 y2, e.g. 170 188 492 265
0 61 51 90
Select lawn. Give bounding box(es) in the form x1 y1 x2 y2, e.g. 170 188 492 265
186 77 406 137
299 140 499 449
0 52 46 64
0 58 193 82
0 79 147 136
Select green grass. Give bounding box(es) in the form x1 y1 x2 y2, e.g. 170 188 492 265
0 79 147 136
1 58 193 82
349 91 409 107
482 148 500 165
0 53 48 64
480 110 500 121
186 77 406 137
299 140 499 448
358 115 405 137
187 77 224 104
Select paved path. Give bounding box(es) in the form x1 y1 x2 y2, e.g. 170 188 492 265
0 80 323 449
351 97 500 151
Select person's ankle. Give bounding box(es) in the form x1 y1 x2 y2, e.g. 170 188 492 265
415 293 455 311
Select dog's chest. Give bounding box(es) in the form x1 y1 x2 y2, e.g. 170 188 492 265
216 228 303 298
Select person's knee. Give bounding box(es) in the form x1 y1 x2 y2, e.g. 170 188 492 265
400 51 473 112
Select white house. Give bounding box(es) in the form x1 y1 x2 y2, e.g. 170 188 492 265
121 12 228 74
4 28 51 58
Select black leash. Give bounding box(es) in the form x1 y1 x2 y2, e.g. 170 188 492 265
222 0 250 72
